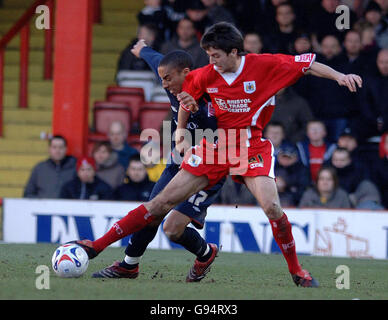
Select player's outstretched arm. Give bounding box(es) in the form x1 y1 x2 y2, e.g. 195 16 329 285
305 61 362 93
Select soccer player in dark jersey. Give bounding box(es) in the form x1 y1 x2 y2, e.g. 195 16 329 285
91 42 223 281
72 23 362 288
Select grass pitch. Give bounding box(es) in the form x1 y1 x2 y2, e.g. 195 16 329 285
0 243 387 300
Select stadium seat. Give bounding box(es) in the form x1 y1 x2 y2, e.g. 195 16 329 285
115 70 157 101
106 86 145 131
139 102 171 132
93 101 132 135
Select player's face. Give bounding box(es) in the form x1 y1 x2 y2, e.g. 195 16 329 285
158 65 189 96
206 47 238 73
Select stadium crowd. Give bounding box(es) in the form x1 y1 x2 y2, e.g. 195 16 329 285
24 0 388 210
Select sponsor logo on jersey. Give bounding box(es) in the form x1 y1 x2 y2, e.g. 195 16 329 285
243 81 256 94
295 53 314 63
207 87 218 93
214 98 251 112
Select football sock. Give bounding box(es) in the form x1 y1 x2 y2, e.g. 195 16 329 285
173 226 211 261
125 225 159 257
119 256 140 270
93 204 154 253
269 213 302 275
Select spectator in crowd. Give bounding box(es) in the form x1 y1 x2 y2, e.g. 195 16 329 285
340 30 370 75
185 0 213 36
266 2 299 54
374 0 388 19
140 141 167 183
24 135 76 199
243 32 264 54
299 166 352 209
108 121 139 170
263 121 294 158
116 23 160 75
60 157 113 200
296 120 337 183
356 48 388 143
114 154 155 201
271 87 314 143
294 35 357 142
309 0 357 47
218 176 257 205
371 132 388 209
329 147 383 209
363 1 388 49
200 0 236 26
336 127 368 166
92 141 125 189
275 144 311 207
293 32 313 54
137 0 170 41
161 17 209 68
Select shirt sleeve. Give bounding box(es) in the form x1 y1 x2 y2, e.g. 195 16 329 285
181 67 208 101
259 53 316 92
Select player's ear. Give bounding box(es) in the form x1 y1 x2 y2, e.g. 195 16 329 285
182 67 191 76
230 48 238 57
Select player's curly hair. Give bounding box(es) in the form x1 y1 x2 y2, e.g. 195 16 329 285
200 22 244 55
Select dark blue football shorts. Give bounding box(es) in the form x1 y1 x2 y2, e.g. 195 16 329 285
149 162 224 229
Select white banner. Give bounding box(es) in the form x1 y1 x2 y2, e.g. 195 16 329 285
3 198 388 259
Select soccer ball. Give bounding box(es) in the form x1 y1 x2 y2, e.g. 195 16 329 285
51 243 89 278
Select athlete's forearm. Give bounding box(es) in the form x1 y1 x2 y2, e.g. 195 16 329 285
306 61 362 92
306 61 344 82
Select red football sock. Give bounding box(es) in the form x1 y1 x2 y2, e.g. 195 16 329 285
270 213 302 275
93 204 154 253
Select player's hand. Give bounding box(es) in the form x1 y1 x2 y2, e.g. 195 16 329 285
175 129 191 155
131 39 147 58
177 91 199 113
337 74 362 93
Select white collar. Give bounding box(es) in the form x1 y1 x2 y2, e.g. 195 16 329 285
215 55 245 86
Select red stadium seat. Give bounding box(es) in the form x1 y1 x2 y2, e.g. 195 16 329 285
139 102 171 132
93 101 132 135
106 86 145 127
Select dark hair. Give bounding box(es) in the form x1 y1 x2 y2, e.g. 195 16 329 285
333 147 350 158
49 135 67 147
200 22 244 55
138 23 159 37
317 166 339 189
276 1 294 12
128 153 142 165
159 50 194 71
266 120 285 131
92 141 112 155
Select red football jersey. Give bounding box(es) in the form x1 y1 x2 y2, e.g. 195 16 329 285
182 53 315 142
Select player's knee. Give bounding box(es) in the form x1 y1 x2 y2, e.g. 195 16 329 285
163 223 184 242
262 201 282 220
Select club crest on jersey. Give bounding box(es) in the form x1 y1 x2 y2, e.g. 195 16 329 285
243 81 256 94
187 154 202 167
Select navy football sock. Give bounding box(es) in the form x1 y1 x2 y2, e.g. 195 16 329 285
123 225 159 261
173 227 210 260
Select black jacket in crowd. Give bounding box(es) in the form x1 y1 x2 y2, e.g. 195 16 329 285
60 176 113 200
114 175 155 202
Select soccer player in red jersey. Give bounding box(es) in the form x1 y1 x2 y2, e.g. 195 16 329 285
72 22 362 288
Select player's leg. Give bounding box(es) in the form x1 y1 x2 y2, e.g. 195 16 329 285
73 169 209 258
243 175 319 287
